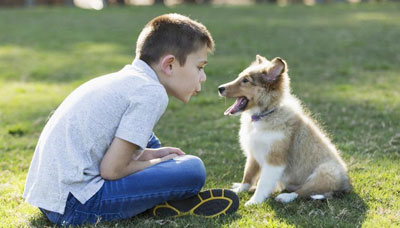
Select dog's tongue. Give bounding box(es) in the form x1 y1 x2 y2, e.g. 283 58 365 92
224 97 246 115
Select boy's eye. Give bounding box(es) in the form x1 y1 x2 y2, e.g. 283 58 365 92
198 66 204 70
242 78 249 83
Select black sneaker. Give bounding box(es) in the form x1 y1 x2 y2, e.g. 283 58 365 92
151 189 239 218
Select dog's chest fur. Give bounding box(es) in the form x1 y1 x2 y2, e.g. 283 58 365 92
239 112 285 165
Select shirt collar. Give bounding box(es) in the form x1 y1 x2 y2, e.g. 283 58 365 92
129 58 160 83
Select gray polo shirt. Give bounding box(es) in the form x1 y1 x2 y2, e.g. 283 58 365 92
23 59 168 214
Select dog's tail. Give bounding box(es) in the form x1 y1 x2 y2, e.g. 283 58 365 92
310 192 331 200
310 188 350 200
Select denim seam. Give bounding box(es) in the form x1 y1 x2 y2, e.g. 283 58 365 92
71 210 123 225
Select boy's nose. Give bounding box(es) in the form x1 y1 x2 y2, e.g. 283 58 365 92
200 73 207 83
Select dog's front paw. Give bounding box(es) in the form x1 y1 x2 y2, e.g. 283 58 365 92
275 192 298 203
244 196 264 207
231 182 250 193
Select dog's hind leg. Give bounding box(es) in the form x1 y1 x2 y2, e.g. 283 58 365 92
276 162 349 203
275 170 331 203
232 155 260 193
295 162 349 200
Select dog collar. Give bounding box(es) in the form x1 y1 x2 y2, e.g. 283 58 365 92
251 109 276 122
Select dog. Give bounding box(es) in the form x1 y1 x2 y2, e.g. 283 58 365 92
218 55 351 206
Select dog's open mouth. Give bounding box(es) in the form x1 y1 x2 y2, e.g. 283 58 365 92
224 97 249 115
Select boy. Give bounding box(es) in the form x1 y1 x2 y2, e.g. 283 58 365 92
23 13 239 226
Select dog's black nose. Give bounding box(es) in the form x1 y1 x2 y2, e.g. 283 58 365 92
218 87 225 94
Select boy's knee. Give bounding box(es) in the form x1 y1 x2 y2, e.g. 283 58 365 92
177 155 206 191
189 156 206 186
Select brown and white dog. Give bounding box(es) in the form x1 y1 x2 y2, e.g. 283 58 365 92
218 55 351 206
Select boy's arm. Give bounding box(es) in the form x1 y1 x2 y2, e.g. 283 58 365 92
100 137 177 180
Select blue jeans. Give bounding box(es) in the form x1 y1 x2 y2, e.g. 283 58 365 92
40 133 206 226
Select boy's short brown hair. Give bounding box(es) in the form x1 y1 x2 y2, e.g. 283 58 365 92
136 13 214 66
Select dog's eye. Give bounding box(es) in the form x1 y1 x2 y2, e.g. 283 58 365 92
242 78 249 83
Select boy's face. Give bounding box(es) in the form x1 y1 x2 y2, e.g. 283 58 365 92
170 45 208 103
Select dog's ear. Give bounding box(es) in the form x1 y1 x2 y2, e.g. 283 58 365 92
263 57 287 82
256 54 267 64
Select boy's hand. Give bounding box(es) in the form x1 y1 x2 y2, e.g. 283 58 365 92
138 147 185 161
100 138 185 180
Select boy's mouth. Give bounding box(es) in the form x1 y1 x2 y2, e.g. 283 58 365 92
224 97 249 115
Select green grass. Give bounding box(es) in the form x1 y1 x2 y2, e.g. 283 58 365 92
1 3 400 227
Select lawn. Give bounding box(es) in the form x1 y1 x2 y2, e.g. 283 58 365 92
1 2 400 227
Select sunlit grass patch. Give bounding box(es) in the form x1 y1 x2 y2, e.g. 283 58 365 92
0 3 400 228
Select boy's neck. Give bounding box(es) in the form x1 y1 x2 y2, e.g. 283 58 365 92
149 62 171 95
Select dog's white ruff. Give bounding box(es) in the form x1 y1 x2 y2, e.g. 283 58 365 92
275 192 298 203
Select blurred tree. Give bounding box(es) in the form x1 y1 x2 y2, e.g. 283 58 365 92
105 0 125 4
154 0 165 4
255 0 277 2
181 0 211 4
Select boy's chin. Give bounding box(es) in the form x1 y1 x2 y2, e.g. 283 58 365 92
181 96 191 103
175 95 191 103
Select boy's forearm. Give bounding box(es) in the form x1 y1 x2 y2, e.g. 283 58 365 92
101 157 169 180
100 137 179 180
100 137 144 180
101 159 152 181
122 159 157 178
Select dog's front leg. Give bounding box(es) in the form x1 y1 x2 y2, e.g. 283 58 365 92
232 155 260 193
245 164 285 206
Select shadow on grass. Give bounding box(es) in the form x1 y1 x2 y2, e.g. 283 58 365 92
269 192 368 227
27 208 241 228
28 212 54 228
126 212 242 228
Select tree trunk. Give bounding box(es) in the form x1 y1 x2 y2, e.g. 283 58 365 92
26 0 35 6
182 0 197 3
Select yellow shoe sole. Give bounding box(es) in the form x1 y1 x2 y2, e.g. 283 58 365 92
152 189 239 218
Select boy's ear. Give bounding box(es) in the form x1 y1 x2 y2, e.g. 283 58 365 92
160 55 175 76
263 57 287 82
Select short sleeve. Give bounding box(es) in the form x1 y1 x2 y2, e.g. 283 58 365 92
115 85 168 150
